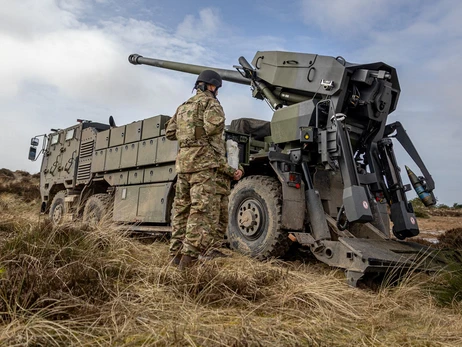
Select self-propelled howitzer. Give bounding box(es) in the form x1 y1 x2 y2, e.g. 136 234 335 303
129 51 438 285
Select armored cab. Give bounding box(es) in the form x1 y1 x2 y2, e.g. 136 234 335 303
29 121 109 219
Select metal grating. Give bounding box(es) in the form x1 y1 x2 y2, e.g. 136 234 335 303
80 140 94 158
77 162 92 181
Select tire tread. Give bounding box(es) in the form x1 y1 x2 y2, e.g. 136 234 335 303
228 175 289 259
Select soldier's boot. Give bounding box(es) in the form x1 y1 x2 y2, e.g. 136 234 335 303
199 249 229 261
170 254 182 266
178 255 197 270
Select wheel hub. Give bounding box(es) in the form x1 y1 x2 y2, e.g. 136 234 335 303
52 205 63 223
238 199 263 238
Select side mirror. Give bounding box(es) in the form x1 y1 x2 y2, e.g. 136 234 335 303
30 137 39 146
28 146 37 161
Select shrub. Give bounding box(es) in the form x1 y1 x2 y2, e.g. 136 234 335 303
0 172 40 202
438 228 462 250
0 220 136 321
0 168 14 178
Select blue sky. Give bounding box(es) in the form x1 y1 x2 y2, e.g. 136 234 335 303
1 0 461 205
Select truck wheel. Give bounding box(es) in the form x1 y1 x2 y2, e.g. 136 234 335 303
83 194 113 226
227 175 289 259
49 190 67 225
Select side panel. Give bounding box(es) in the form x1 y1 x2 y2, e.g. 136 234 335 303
156 136 178 163
128 169 144 185
137 138 158 166
271 100 315 144
92 149 106 172
104 172 128 186
144 164 176 183
113 182 172 223
142 115 170 140
113 186 138 221
109 126 126 147
314 169 343 218
95 129 110 150
120 142 139 169
105 146 122 171
137 183 171 222
125 121 142 143
281 186 306 231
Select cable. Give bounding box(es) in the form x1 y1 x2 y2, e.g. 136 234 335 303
336 205 349 231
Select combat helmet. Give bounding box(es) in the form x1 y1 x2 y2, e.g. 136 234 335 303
195 69 222 88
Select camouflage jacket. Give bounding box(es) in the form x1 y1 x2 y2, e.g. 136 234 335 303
165 90 225 173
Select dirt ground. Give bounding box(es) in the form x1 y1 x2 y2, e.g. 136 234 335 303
419 216 462 232
415 216 462 243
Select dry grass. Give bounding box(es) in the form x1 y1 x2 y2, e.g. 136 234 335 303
419 216 462 235
438 228 462 250
0 173 462 346
0 169 40 203
0 220 461 346
429 209 462 218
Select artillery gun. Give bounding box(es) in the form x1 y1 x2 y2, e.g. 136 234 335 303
28 50 437 286
128 51 437 285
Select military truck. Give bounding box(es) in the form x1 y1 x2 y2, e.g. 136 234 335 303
29 50 437 286
28 115 249 231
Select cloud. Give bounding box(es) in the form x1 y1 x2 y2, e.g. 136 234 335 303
299 0 404 34
0 2 186 172
0 0 86 39
176 8 221 40
0 1 270 175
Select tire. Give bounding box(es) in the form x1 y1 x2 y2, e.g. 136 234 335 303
83 194 113 226
227 175 289 259
49 190 66 225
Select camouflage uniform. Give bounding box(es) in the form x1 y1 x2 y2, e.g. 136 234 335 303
166 89 225 258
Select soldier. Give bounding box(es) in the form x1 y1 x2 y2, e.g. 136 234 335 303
166 69 227 269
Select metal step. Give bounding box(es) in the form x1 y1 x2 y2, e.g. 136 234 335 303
338 237 426 266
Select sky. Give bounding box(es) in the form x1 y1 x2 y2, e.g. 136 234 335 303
0 0 461 205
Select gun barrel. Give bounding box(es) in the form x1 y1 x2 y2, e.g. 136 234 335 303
129 54 251 86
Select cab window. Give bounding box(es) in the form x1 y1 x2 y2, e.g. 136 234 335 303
65 128 75 141
51 133 59 145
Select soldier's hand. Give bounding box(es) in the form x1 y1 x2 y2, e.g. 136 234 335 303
233 169 243 181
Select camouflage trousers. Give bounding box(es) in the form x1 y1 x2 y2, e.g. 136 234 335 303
211 194 230 245
169 169 218 257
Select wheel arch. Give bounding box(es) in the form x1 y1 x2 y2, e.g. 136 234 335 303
42 183 66 213
246 152 307 231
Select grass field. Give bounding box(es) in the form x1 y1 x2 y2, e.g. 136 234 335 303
1 169 461 346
